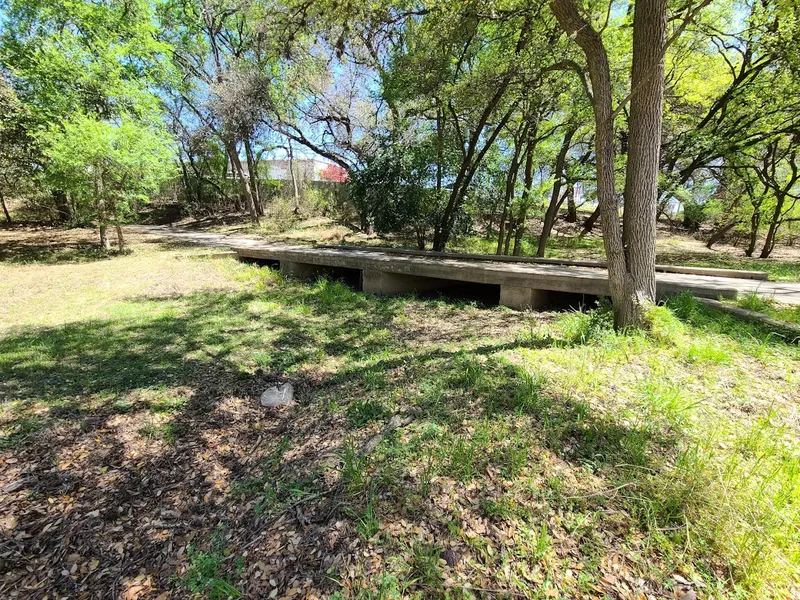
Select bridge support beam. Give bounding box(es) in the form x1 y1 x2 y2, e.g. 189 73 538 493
500 285 549 310
362 269 454 295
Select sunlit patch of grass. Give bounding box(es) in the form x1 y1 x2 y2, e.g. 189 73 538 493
138 420 182 443
176 528 243 599
736 292 800 326
0 414 44 449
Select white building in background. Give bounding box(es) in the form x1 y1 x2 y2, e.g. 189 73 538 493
228 157 346 183
264 158 334 182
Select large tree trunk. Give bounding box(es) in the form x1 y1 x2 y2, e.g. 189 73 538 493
537 126 576 257
53 190 70 223
99 225 110 250
551 0 666 328
0 189 11 224
621 0 667 311
226 140 259 225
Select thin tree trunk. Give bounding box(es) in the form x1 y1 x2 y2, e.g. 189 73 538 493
497 137 525 255
115 223 125 253
288 141 300 214
0 189 11 224
226 140 259 225
745 207 760 257
759 194 785 258
96 174 111 250
512 141 536 256
436 104 443 194
503 222 514 255
537 126 576 257
512 226 525 256
244 138 263 217
433 103 517 251
565 186 577 223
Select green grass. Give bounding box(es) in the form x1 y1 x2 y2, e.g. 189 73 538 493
2 232 799 598
736 292 800 325
178 528 243 599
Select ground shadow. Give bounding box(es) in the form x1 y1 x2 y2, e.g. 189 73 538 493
0 277 750 598
0 226 117 265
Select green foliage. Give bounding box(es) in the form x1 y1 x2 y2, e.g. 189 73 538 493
40 114 175 225
349 144 448 249
179 534 243 599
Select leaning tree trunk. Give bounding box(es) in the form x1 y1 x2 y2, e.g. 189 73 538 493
581 204 601 235
706 220 739 249
244 138 264 217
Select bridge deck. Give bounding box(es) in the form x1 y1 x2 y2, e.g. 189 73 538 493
233 244 746 309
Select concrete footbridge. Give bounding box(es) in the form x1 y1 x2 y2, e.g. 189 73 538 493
126 226 800 309
231 243 788 310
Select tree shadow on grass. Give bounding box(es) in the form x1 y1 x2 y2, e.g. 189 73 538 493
0 278 728 597
0 232 115 265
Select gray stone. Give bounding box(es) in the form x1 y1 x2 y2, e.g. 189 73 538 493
260 382 295 407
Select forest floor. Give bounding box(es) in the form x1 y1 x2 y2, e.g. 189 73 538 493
1 225 800 599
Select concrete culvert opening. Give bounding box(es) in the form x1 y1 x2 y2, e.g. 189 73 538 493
415 282 501 307
239 256 281 269
545 291 603 312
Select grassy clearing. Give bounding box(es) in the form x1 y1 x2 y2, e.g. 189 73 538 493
1 227 799 598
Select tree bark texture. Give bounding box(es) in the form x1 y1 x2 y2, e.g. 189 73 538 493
621 0 667 311
551 0 666 328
